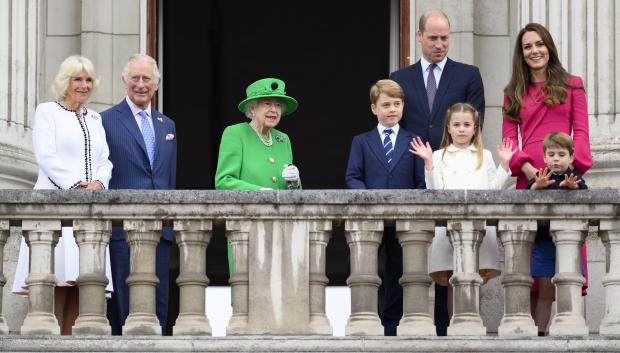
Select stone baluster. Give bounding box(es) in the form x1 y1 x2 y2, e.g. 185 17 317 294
122 220 162 335
447 219 486 335
308 220 332 335
20 220 61 335
396 220 436 336
172 219 212 336
0 220 9 334
497 220 537 337
344 220 383 335
226 220 251 335
72 220 112 335
548 220 589 336
598 220 620 335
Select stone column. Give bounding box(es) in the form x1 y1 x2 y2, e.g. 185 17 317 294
0 220 9 334
172 219 212 336
226 220 251 335
396 220 436 336
122 220 162 335
72 220 112 335
447 219 486 336
344 220 383 336
598 220 620 335
20 220 61 335
497 220 537 337
548 220 589 336
308 220 332 335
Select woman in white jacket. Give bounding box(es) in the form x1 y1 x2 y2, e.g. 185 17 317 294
13 55 113 334
410 102 514 322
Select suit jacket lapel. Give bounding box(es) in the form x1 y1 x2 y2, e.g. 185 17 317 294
117 101 149 159
412 62 432 118
152 110 165 169
431 58 454 121
365 130 389 171
389 130 410 171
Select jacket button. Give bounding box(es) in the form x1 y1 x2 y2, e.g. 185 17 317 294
268 157 275 164
429 124 433 128
272 176 277 183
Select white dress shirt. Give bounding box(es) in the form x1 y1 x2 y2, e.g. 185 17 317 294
377 123 400 147
126 96 154 134
420 56 447 88
32 101 113 189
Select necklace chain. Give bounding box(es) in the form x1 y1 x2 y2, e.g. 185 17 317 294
250 123 273 146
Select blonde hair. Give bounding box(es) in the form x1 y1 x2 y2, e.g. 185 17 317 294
440 102 484 170
51 55 100 100
369 79 404 105
543 132 574 155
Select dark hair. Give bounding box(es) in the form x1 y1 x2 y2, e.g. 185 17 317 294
503 23 583 123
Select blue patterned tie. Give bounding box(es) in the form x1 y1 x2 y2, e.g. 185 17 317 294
138 110 156 168
383 128 394 165
427 63 437 111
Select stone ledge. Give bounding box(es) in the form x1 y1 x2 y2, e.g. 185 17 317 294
1 336 620 352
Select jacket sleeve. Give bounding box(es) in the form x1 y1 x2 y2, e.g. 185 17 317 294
169 120 177 189
425 150 444 190
215 126 262 190
345 136 367 189
484 150 510 190
92 117 113 189
467 66 486 128
413 153 426 189
569 76 593 175
32 104 82 189
502 96 533 178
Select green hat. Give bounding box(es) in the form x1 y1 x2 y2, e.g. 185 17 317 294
238 78 298 116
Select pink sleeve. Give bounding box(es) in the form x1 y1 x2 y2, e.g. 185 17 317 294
569 76 593 174
502 96 533 177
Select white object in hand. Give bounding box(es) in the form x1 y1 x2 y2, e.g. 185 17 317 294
281 165 300 182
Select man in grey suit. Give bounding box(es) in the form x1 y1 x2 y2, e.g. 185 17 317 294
389 9 485 336
101 54 177 335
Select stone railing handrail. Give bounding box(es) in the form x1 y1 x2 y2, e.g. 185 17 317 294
0 189 619 337
0 189 618 220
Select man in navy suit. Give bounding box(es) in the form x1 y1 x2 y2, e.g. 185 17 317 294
345 79 425 335
390 9 485 335
101 54 177 335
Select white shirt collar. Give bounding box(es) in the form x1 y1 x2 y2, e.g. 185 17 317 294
125 96 152 118
446 143 477 152
420 56 447 73
377 123 400 136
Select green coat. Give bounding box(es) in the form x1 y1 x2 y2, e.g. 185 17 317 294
215 122 296 190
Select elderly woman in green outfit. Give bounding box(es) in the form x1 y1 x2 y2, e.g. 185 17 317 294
215 77 301 190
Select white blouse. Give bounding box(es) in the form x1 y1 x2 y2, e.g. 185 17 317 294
32 101 112 189
425 144 511 190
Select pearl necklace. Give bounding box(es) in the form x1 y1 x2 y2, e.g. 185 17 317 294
250 123 273 146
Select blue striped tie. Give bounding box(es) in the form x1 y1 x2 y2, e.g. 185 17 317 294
138 110 156 168
383 128 394 164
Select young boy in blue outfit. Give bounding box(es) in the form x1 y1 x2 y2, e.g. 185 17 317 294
345 79 426 335
527 131 587 336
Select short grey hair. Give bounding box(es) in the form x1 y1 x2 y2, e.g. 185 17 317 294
243 98 287 119
121 53 161 83
51 55 100 100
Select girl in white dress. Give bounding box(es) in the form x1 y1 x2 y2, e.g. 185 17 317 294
409 102 515 320
12 55 113 334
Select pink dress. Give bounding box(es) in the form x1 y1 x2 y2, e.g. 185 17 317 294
502 75 593 293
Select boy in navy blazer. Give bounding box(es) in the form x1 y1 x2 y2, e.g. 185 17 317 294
345 79 425 335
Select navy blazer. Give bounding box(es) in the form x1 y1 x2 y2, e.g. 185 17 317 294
345 127 425 189
101 99 177 191
390 58 485 150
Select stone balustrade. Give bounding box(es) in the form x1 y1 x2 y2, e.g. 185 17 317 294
0 189 619 338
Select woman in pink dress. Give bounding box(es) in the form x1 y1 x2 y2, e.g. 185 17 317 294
502 23 593 336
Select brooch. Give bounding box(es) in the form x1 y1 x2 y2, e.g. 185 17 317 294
157 117 163 122
275 135 285 142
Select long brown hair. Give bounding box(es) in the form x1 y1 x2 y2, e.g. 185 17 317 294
503 23 583 123
440 102 484 170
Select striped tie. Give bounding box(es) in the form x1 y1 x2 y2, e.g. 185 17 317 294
138 110 156 168
383 128 394 164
